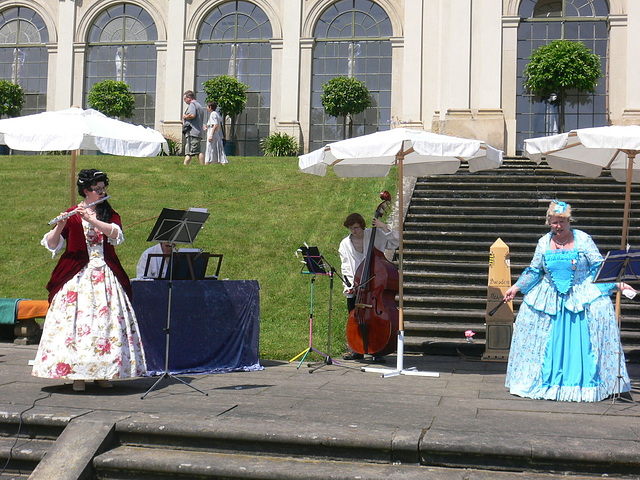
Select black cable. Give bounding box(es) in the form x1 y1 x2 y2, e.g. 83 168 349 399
0 390 55 476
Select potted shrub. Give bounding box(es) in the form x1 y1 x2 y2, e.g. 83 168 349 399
523 40 601 133
321 76 371 139
203 75 249 156
87 79 135 119
260 132 300 157
0 80 24 154
0 80 24 118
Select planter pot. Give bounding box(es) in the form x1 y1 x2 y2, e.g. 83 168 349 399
224 140 236 157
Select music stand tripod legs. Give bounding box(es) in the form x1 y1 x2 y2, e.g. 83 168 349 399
289 275 330 368
308 257 356 373
141 251 208 399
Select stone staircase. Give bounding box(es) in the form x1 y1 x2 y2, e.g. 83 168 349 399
7 413 635 480
0 411 64 479
402 157 640 357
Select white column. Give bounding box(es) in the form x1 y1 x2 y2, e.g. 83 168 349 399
423 0 442 129
470 0 501 110
621 1 640 124
441 0 471 112
298 38 315 153
162 0 187 135
270 39 283 133
277 0 302 126
625 2 640 110
71 44 85 108
468 0 505 149
53 0 77 110
502 16 520 156
154 41 168 129
609 14 628 124
398 0 423 127
45 44 57 111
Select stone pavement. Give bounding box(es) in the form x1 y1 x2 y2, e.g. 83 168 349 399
0 342 639 479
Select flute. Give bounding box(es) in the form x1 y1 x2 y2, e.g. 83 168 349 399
48 195 111 225
488 299 507 317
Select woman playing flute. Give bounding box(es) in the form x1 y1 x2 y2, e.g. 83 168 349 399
32 169 146 391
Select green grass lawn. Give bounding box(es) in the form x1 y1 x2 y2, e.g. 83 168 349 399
0 154 396 360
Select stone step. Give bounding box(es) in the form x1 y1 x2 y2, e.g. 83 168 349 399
413 183 632 194
0 436 53 477
403 224 639 236
92 444 624 480
403 335 487 349
94 411 640 480
0 408 67 478
404 321 487 334
410 188 635 199
406 214 636 227
403 234 627 244
407 206 640 217
93 445 428 480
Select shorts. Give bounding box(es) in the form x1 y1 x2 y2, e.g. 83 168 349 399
185 135 202 155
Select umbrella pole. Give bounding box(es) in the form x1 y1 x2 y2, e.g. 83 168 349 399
70 149 77 207
397 154 405 372
620 151 634 251
361 152 438 378
615 151 636 326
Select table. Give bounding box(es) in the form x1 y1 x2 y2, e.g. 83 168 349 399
131 279 262 375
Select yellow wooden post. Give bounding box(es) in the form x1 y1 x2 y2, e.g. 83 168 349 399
482 238 515 362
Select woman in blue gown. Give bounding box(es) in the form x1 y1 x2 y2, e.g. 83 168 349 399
504 200 632 402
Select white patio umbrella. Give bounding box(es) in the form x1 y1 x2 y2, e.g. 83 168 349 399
524 125 640 250
0 106 168 205
299 128 504 376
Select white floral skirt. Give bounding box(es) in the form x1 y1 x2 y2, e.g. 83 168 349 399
32 264 147 380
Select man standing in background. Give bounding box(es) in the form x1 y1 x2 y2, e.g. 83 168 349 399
182 90 204 165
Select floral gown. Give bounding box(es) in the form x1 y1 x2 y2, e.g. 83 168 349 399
32 220 146 380
505 229 630 402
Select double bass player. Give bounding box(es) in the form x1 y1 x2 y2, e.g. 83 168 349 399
339 211 399 363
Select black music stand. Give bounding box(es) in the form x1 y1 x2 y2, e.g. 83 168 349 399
141 208 210 399
594 249 640 284
143 252 171 279
145 252 223 280
308 254 357 373
290 246 354 373
594 249 638 408
289 246 331 368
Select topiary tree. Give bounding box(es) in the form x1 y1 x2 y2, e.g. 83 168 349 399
321 76 371 139
523 40 601 133
0 80 24 118
202 75 249 149
87 79 135 119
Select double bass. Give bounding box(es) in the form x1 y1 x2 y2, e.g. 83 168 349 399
346 192 399 356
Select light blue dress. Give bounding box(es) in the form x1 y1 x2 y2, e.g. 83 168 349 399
505 229 630 402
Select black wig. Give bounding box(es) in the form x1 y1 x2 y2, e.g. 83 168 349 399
76 169 113 223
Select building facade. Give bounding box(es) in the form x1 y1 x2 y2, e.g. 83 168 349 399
0 0 637 156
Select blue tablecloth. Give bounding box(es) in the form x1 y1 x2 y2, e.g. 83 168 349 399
131 279 262 375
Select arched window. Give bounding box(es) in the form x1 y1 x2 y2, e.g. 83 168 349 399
310 0 392 150
85 3 158 126
196 1 272 156
0 6 48 115
516 0 609 153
